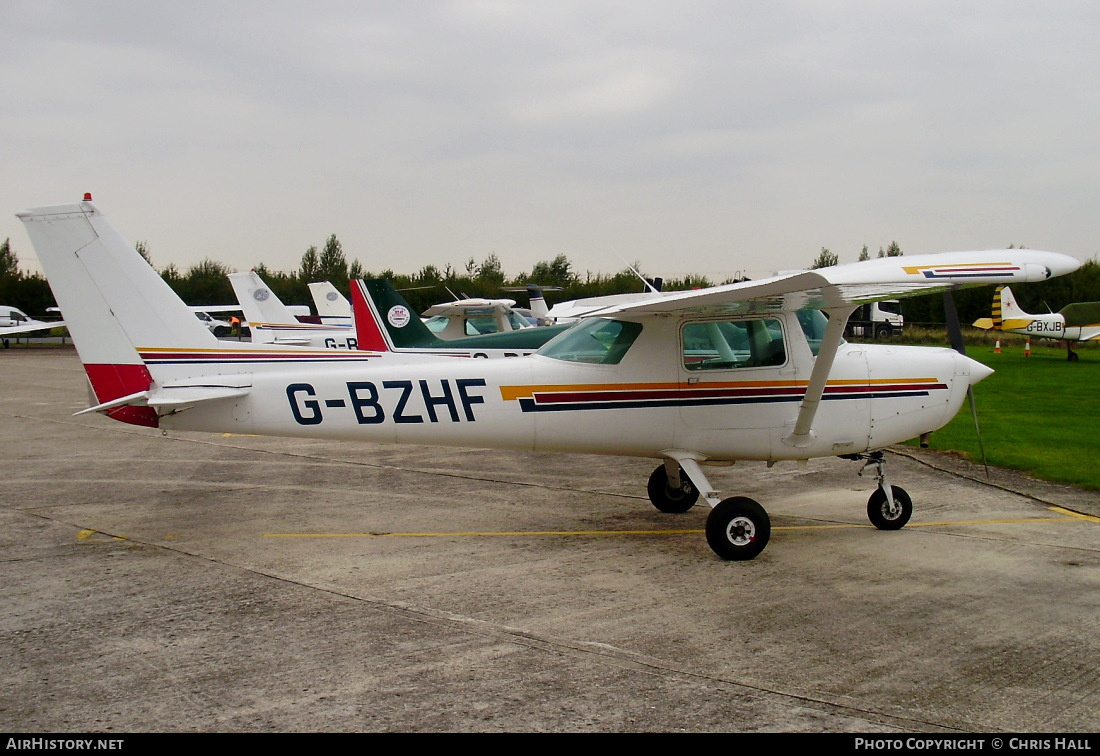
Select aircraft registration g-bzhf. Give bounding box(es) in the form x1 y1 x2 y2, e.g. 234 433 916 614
18 198 1081 560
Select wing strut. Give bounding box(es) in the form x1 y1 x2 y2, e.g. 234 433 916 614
783 305 855 448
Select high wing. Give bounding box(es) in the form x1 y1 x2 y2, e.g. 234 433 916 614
1058 301 1100 329
587 251 1076 447
590 253 1075 319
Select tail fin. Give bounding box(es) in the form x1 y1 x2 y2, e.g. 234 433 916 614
994 286 1036 330
17 199 216 426
502 283 564 325
351 279 440 349
228 271 302 340
307 281 353 326
527 286 549 320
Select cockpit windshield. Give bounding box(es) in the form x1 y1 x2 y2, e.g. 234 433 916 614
538 318 642 364
796 308 830 356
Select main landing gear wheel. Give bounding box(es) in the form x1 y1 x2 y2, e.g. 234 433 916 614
705 497 770 561
866 486 913 530
647 464 699 513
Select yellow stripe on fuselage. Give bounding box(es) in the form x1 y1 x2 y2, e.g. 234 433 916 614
499 377 942 401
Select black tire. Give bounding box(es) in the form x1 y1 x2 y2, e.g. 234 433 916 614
647 464 699 513
875 324 891 339
213 326 230 337
705 497 770 561
866 486 913 530
1068 351 1080 362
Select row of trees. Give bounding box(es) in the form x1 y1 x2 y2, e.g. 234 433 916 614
2 235 1097 328
810 242 904 269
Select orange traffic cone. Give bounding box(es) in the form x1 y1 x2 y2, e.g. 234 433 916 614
994 340 1001 354
1025 339 1031 357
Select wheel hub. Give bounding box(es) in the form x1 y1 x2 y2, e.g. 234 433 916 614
725 516 756 546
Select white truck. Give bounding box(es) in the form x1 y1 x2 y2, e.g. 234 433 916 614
845 300 903 339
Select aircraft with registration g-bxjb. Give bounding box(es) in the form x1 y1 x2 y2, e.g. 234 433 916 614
972 285 1100 361
17 197 1081 560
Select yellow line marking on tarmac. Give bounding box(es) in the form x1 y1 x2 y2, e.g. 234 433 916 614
1048 506 1100 523
76 529 127 542
265 512 1087 539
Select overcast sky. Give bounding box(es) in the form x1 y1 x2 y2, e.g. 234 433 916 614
2 1 1098 284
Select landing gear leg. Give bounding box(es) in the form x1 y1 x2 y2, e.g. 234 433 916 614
647 461 700 513
657 453 771 560
855 451 913 530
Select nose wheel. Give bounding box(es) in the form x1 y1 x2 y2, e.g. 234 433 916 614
867 486 913 530
853 451 914 530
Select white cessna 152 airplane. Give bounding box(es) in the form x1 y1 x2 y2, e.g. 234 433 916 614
18 198 1080 560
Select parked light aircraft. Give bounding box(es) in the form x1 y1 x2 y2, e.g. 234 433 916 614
421 292 546 337
501 284 565 325
352 279 570 357
18 198 1080 559
228 270 359 349
972 285 1100 360
255 274 567 357
1 305 65 343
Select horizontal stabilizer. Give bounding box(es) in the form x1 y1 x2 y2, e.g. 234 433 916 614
73 390 151 416
147 386 249 409
74 383 249 416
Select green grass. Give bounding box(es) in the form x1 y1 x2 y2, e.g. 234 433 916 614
907 342 1100 490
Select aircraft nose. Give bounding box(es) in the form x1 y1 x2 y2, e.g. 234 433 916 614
958 353 994 387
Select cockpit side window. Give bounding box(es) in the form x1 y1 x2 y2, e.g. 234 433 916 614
682 317 786 370
539 318 642 364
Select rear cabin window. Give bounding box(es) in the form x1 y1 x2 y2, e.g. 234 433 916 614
682 318 786 370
